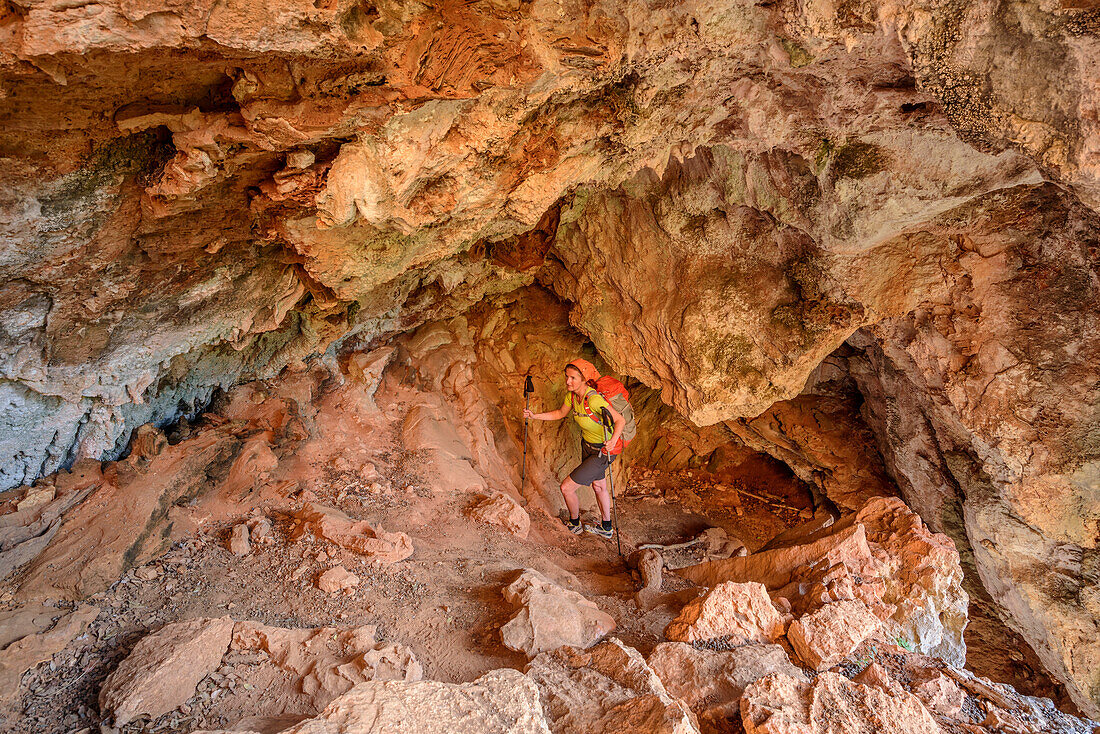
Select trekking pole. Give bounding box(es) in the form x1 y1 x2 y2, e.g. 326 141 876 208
520 374 534 495
601 407 623 557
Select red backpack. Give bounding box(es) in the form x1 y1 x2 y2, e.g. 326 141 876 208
579 377 637 455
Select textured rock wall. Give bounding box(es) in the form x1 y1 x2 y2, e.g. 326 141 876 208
3 0 1100 716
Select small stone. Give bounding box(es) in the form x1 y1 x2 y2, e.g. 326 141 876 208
228 524 250 556
317 566 360 594
286 149 315 169
245 515 275 545
135 566 160 581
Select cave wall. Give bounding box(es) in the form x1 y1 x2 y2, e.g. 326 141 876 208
3 0 1100 716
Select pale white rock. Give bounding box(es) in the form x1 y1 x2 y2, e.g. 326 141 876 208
280 668 552 734
526 638 698 734
500 570 615 657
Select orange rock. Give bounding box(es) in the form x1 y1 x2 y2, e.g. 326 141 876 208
0 605 99 707
913 673 966 719
100 617 233 727
787 599 882 671
676 524 873 591
678 497 967 667
648 642 804 727
228 523 251 556
231 620 421 708
664 582 786 645
526 638 698 734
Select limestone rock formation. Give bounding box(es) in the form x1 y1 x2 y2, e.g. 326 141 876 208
500 570 616 657
741 672 943 734
100 617 234 727
648 642 805 731
664 582 787 646
786 599 883 671
678 497 968 666
2 0 1100 717
526 638 699 734
278 669 551 734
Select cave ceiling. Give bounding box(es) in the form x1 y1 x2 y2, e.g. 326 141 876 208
2 0 1100 717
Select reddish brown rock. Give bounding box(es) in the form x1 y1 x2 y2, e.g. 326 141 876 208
787 599 883 671
501 570 616 657
0 605 99 706
677 498 967 667
665 582 786 646
231 620 422 707
466 492 530 539
290 503 413 564
16 431 242 601
100 617 234 726
675 524 873 592
912 673 966 720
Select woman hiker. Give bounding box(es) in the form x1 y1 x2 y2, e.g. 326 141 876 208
523 359 625 539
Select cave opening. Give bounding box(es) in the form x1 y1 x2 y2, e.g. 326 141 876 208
3 2 1100 729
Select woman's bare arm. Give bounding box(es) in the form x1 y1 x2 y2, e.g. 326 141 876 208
524 402 570 421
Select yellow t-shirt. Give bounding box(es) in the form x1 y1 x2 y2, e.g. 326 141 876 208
565 389 612 445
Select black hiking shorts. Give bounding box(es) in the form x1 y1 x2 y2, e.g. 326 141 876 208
568 440 618 486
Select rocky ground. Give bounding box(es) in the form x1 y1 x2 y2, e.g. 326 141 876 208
0 348 1094 734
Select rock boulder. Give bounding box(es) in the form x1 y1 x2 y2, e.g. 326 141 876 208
100 617 234 726
664 582 786 646
500 570 615 657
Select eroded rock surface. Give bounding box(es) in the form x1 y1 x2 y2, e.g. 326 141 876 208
648 642 804 732
500 570 616 657
279 669 551 734
290 503 413 564
741 672 943 734
100 617 234 727
664 582 786 646
1 0 1100 717
678 497 968 666
526 638 698 734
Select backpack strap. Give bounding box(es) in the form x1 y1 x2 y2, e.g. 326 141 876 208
579 389 606 427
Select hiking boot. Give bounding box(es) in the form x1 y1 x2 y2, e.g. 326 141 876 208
562 517 584 535
585 523 614 540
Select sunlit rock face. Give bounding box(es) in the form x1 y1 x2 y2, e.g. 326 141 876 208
2 0 1100 716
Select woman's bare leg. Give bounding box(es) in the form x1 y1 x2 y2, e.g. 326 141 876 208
560 477 581 519
591 478 612 522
